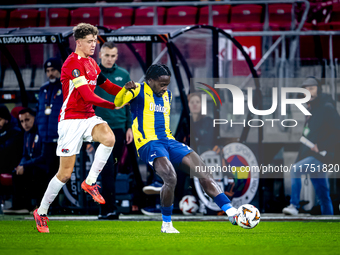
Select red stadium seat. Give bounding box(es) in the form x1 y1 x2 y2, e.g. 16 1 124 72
198 5 230 29
318 23 331 59
299 23 318 60
165 6 198 25
47 8 70 27
38 10 45 27
70 7 99 26
329 3 340 22
0 10 7 28
269 4 294 30
103 7 133 29
134 7 165 26
8 9 39 28
229 4 263 31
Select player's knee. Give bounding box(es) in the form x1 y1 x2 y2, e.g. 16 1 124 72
164 170 177 187
56 172 71 183
102 133 115 147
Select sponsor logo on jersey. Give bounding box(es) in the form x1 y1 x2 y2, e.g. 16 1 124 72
149 102 168 114
115 77 123 81
72 69 80 78
86 79 97 86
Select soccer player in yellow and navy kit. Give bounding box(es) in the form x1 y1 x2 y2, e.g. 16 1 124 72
115 64 237 233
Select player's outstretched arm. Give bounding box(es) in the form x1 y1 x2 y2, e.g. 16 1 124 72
97 72 122 96
77 84 116 109
114 81 139 107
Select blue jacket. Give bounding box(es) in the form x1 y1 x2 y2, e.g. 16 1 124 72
0 116 24 173
20 123 46 172
36 79 63 143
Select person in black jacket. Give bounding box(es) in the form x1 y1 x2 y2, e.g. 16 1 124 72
283 77 340 215
36 58 63 178
3 108 48 214
0 105 23 175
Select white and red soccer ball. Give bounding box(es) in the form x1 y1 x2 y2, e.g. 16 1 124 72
236 204 261 229
179 195 199 215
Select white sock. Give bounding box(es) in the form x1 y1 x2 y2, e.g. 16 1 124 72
86 144 113 185
38 175 65 215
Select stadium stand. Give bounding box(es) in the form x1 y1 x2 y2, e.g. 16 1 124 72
103 7 134 30
134 7 166 26
8 9 39 28
39 8 70 27
70 7 100 26
198 5 230 29
229 4 263 31
0 10 7 28
165 6 198 25
269 4 294 30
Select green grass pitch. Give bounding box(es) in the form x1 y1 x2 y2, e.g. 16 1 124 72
0 221 339 255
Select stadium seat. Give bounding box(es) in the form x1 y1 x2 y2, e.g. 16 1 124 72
299 23 319 60
45 8 70 27
229 4 263 31
198 5 230 29
134 7 165 26
329 3 340 22
165 6 198 25
0 10 7 28
317 23 331 59
70 7 99 26
38 10 45 27
269 4 294 30
103 7 133 29
8 9 39 28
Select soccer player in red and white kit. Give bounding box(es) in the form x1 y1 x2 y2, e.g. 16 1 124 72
33 23 124 233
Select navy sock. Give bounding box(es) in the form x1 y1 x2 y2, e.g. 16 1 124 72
161 205 173 222
214 193 232 212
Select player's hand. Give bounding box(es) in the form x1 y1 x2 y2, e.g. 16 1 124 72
125 81 137 90
126 128 133 144
114 103 129 110
311 144 319 153
15 165 24 175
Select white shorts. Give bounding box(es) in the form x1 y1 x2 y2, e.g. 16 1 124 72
56 116 107 156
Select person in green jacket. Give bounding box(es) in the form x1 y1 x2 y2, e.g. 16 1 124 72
94 41 133 219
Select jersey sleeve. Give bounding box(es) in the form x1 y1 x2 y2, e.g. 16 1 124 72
64 59 115 109
114 83 141 107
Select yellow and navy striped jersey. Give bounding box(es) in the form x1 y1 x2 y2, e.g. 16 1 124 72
114 82 175 150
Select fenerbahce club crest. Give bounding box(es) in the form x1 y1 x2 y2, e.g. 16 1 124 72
194 143 259 211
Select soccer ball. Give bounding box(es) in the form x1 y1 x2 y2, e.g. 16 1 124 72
179 195 199 215
236 204 260 229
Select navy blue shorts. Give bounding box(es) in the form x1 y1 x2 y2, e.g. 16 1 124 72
138 139 192 168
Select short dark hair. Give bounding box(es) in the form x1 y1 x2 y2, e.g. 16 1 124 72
145 64 171 82
18 107 36 117
101 41 117 50
73 23 99 41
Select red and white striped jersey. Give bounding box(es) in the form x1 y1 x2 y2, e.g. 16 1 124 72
59 52 101 121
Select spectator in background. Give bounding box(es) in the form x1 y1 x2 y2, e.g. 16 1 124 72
36 58 63 178
0 105 23 176
282 77 340 215
94 42 133 220
179 92 214 154
3 108 47 214
10 106 26 132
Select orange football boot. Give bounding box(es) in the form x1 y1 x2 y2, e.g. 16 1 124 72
81 181 105 204
33 209 49 233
